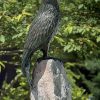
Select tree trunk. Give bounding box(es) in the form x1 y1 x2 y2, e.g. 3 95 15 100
30 59 71 100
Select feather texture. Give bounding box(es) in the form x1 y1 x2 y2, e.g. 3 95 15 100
21 0 60 88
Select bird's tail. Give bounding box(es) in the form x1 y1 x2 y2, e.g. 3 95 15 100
21 49 33 88
21 49 32 76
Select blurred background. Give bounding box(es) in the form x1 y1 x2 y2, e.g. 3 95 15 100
0 0 100 100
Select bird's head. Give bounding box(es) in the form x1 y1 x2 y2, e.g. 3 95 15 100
42 0 59 5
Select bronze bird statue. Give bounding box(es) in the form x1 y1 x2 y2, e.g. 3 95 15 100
22 0 60 89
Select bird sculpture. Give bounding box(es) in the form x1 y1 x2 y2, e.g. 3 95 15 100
22 0 60 89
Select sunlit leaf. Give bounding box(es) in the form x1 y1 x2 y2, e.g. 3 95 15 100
96 36 100 43
0 35 5 43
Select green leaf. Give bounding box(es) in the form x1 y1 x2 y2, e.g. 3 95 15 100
64 26 73 34
64 45 71 52
0 61 5 67
95 0 100 2
78 4 84 9
0 61 5 72
96 36 100 43
17 14 22 21
0 35 5 43
12 33 23 39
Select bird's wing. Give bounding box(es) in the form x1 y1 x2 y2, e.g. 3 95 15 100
24 11 58 51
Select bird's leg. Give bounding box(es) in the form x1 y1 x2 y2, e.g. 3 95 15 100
41 48 48 58
39 49 48 61
41 43 49 59
37 44 49 62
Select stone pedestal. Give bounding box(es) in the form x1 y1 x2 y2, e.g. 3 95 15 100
30 59 71 100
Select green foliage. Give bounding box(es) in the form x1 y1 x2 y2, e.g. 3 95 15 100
0 61 5 72
0 69 29 100
0 0 100 99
